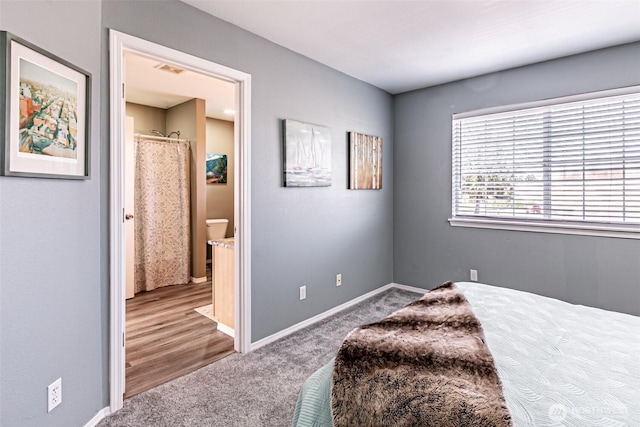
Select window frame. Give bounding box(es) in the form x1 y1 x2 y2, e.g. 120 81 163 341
449 85 640 240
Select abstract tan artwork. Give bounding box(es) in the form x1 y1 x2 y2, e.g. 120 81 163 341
349 132 382 189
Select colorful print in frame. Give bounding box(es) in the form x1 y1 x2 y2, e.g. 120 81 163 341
1 31 90 179
206 153 227 184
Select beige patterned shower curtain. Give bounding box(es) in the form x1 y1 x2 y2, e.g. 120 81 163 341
134 138 191 293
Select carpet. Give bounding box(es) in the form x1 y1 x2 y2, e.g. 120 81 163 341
194 304 216 322
98 287 422 427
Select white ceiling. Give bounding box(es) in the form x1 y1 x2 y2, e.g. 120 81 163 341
125 52 236 121
181 0 640 94
126 0 640 117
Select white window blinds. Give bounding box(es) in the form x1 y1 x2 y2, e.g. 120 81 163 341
452 89 640 227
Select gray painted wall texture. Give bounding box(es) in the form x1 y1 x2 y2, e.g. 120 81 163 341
1 0 392 425
1 0 638 425
101 0 394 339
394 42 640 317
0 1 104 426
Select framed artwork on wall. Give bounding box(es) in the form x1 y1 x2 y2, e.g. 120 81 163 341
0 31 91 179
349 131 382 189
283 119 332 187
206 153 228 184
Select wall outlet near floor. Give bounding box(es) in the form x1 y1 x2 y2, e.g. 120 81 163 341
299 285 307 300
470 269 478 282
48 378 62 412
336 273 342 287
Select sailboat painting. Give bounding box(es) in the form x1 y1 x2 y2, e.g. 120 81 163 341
283 119 332 187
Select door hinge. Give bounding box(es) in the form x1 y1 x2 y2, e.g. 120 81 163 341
123 332 125 347
122 83 125 99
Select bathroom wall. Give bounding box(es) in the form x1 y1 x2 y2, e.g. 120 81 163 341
125 105 235 264
125 100 209 281
206 117 234 243
125 102 166 135
166 98 208 281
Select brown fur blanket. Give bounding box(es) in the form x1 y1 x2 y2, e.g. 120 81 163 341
331 282 513 427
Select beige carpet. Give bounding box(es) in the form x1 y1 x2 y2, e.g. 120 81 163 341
99 288 422 427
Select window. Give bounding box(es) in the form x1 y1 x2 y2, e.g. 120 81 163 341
451 87 640 238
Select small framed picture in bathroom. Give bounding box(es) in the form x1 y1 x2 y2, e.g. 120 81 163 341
206 153 227 184
0 31 91 179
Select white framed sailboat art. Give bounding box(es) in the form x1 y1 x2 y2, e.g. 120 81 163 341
283 119 331 187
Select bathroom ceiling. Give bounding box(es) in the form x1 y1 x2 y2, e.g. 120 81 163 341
181 0 640 94
125 52 236 122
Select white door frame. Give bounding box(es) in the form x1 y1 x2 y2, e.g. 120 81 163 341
109 29 252 412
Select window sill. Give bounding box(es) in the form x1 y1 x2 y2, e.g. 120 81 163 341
448 217 640 240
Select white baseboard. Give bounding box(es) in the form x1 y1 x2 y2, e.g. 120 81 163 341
85 406 111 427
390 282 430 294
250 283 396 351
95 282 427 424
217 322 235 338
191 276 207 284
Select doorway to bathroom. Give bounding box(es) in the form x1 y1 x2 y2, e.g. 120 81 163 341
122 63 235 397
109 30 252 412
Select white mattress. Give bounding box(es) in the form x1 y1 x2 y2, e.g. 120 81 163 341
292 282 640 427
457 281 640 427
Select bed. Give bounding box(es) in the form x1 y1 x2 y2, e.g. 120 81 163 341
292 281 640 426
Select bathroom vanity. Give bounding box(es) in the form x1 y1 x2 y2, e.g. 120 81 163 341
209 237 234 336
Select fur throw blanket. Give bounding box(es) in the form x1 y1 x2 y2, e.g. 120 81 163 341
331 282 513 427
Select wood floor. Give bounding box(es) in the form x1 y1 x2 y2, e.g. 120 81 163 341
125 276 235 398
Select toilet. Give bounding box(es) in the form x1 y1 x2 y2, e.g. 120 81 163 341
206 218 229 241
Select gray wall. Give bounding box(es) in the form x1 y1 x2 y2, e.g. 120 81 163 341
102 0 394 340
6 1 636 425
0 1 105 426
394 42 640 317
1 1 393 425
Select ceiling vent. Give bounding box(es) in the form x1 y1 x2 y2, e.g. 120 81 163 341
154 63 186 75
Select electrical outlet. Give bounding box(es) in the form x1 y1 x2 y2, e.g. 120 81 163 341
470 269 478 282
299 285 306 300
336 273 342 287
48 378 62 412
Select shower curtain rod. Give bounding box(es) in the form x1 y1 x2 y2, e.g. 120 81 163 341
134 133 190 144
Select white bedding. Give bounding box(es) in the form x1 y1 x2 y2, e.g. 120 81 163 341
292 282 640 426
460 282 640 426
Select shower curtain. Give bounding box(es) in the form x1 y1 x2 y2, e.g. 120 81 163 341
134 138 191 293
